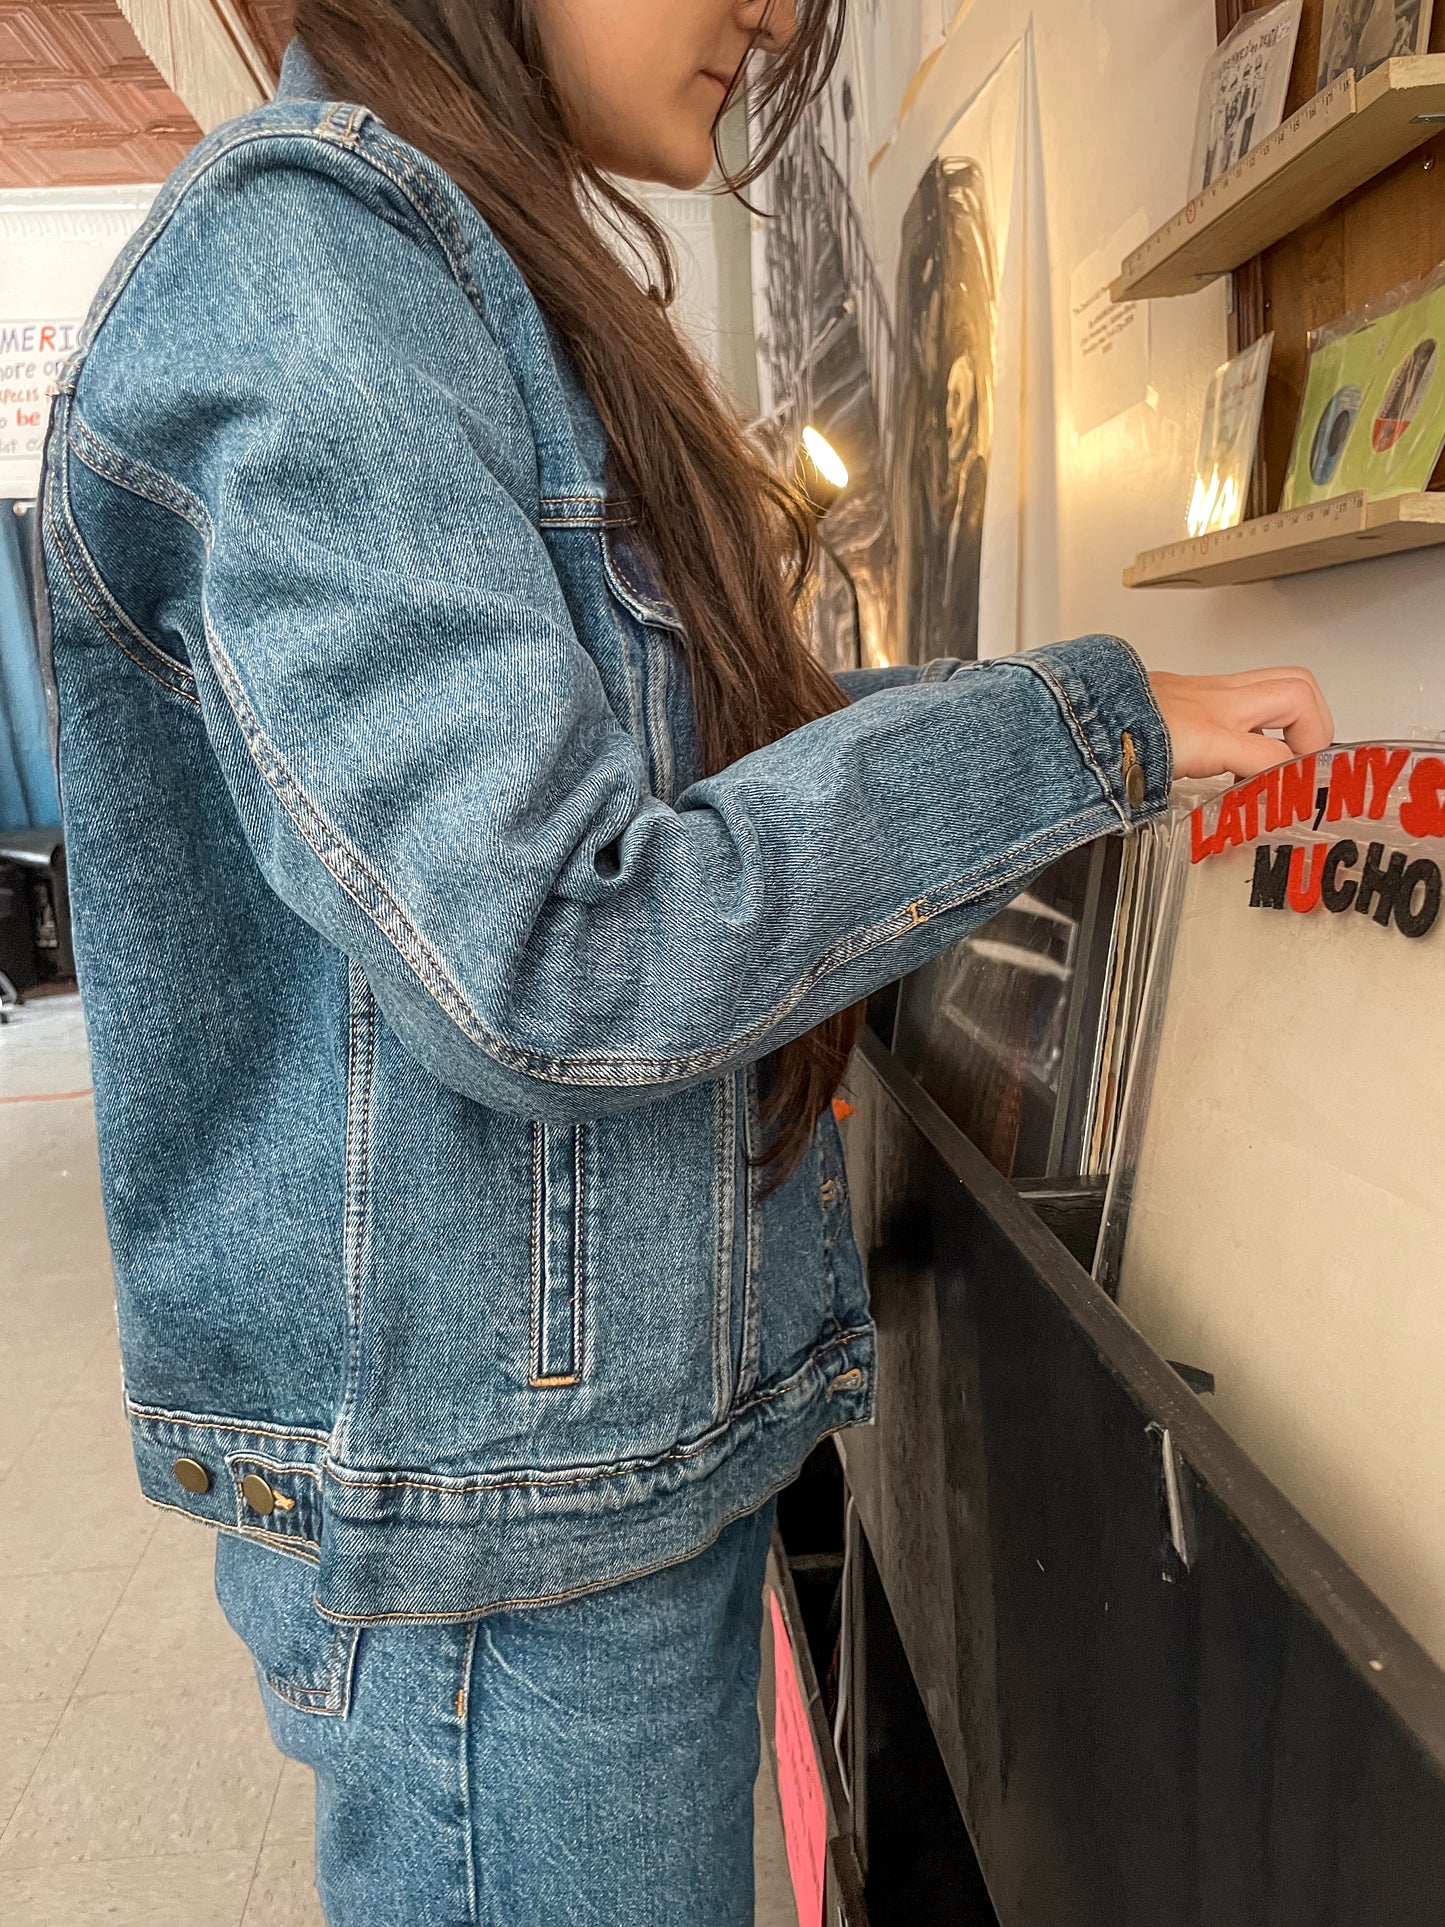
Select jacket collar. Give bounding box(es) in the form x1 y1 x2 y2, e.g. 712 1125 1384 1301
276 37 330 103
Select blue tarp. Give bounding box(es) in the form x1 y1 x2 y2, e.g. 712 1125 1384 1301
0 501 60 832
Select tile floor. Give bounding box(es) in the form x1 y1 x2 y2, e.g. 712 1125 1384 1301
0 987 798 1927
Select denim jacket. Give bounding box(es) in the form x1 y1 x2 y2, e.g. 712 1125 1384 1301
36 42 1171 1623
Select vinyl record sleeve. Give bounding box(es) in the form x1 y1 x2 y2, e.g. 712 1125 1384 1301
1187 334 1274 535
1188 0 1303 196
1097 744 1445 1666
1317 0 1434 90
892 840 1113 1181
1279 263 1445 508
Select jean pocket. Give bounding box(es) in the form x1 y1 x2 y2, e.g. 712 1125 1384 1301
214 1532 360 1718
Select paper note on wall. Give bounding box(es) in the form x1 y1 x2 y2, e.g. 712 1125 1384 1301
770 1590 826 1927
0 190 154 498
1069 213 1151 437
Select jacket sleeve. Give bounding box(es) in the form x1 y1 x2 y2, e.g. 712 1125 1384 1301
88 145 1173 1120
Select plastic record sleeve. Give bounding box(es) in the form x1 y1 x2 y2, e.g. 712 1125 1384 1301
1094 742 1445 1667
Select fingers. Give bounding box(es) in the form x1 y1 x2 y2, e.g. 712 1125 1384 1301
1223 674 1334 756
1204 728 1297 780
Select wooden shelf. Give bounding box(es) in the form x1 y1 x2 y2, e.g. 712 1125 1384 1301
1125 491 1445 587
1111 58 1445 302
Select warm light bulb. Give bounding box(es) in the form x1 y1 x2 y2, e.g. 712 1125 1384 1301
802 425 849 491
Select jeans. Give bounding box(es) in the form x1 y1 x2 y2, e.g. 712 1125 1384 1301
214 1500 778 1927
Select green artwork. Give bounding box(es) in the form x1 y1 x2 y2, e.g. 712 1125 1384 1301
1280 268 1445 510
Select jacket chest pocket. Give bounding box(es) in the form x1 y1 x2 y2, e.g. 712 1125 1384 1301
530 1122 585 1387
600 524 694 804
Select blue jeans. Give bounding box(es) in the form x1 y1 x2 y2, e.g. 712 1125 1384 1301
214 1502 778 1926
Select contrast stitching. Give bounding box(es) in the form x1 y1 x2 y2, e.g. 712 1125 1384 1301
601 527 685 632
313 1425 865 1627
261 1618 361 1718
334 962 377 1457
528 1120 544 1385
1017 657 1128 830
201 617 1112 1086
738 1066 763 1400
571 1123 585 1381
646 627 675 802
70 409 213 545
49 406 201 706
326 1326 871 1495
711 1072 736 1421
126 1398 332 1445
49 520 200 709
458 1622 480 1927
138 1494 323 1559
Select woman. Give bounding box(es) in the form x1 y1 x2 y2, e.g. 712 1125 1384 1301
36 2 1330 1921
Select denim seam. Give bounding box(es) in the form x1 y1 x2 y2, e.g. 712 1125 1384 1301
528 1120 545 1384
314 1432 862 1627
198 626 1116 1088
737 1066 763 1400
324 1324 871 1496
141 1496 323 1558
572 1124 586 1381
257 1620 360 1718
1016 656 1130 831
49 514 201 710
458 1622 480 1927
333 131 482 313
69 408 214 546
126 1397 332 1444
601 525 685 632
646 627 676 802
529 1125 583 1387
50 413 202 707
1112 632 1176 779
711 1072 736 1422
334 962 378 1457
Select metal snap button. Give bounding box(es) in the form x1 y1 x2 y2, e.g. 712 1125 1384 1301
240 1473 278 1516
172 1457 211 1496
1126 762 1147 808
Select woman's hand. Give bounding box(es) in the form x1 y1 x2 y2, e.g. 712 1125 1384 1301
1149 666 1334 780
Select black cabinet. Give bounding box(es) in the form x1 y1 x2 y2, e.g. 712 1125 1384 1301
823 1028 1445 1927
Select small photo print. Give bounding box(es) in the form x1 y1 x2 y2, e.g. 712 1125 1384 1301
1190 0 1303 196
1309 384 1363 484
1317 0 1434 91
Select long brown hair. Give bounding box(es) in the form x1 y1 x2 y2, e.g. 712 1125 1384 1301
294 0 863 1179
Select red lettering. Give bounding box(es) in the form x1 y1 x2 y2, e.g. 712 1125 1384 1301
38 326 55 352
1278 754 1316 829
1365 745 1410 819
1286 842 1326 913
1401 755 1445 839
1190 805 1217 864
1262 764 1285 832
1238 770 1270 841
1216 790 1246 851
1326 747 1370 822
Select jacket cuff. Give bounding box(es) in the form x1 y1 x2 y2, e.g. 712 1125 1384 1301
1005 633 1174 829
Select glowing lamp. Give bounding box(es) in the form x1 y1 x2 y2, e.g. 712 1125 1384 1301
796 426 850 517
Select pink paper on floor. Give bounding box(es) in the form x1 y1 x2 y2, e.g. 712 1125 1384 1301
770 1590 827 1927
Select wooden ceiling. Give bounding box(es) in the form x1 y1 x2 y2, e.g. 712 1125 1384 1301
0 0 290 189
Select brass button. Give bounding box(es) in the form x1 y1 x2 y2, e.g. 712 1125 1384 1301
241 1473 277 1516
172 1457 211 1496
1126 762 1147 809
819 1179 839 1206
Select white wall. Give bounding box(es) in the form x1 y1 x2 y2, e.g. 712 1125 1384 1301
0 188 157 499
1014 0 1443 741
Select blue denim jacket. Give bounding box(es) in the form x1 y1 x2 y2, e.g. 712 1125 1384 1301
36 42 1171 1623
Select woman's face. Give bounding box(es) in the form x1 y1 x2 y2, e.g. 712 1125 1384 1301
531 0 796 188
